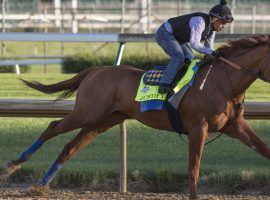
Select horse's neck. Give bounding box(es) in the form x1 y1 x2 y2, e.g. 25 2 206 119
222 53 265 97
200 59 255 101
223 45 269 97
229 67 256 97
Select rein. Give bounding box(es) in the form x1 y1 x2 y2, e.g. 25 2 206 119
219 56 270 83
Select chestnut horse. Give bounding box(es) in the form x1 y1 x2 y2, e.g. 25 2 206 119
2 35 270 199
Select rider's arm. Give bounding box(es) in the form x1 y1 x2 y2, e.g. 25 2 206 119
204 31 216 50
189 16 213 55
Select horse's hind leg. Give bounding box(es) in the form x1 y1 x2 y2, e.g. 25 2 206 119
223 117 270 159
38 112 126 186
38 128 98 185
1 112 90 180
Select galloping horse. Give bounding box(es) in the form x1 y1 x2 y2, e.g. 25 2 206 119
2 35 270 199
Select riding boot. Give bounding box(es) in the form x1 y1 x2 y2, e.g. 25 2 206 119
172 59 191 86
159 60 190 94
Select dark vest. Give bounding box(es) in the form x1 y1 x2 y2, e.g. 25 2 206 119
168 12 213 44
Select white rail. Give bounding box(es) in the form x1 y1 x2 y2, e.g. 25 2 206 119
0 32 251 43
0 32 253 74
0 59 62 66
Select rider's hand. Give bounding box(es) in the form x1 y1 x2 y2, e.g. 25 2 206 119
204 54 215 60
211 50 220 58
204 50 220 60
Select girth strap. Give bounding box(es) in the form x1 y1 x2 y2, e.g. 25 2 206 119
166 103 187 135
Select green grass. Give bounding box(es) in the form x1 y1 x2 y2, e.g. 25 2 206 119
2 42 164 57
0 118 269 192
0 73 73 99
245 80 270 101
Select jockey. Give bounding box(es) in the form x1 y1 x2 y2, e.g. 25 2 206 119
156 0 234 94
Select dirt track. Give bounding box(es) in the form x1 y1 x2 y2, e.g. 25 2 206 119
0 185 269 200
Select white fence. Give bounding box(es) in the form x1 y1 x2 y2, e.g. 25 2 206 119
0 32 251 74
0 32 249 42
1 2 270 34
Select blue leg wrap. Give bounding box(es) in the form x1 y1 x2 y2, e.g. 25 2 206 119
18 139 44 162
39 162 63 185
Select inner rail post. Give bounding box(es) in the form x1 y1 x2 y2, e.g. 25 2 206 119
114 42 127 193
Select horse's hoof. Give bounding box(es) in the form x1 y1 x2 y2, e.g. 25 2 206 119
26 184 51 196
0 162 21 181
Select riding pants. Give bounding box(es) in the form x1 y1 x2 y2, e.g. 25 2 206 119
155 23 194 85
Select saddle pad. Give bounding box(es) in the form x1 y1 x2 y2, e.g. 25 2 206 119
143 66 166 86
173 59 200 93
135 82 167 102
135 59 200 102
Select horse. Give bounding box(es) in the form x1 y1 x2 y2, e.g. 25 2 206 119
1 35 270 199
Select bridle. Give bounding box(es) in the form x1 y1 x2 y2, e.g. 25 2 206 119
219 54 270 83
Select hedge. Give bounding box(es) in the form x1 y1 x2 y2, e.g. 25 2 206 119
0 65 30 73
62 53 169 73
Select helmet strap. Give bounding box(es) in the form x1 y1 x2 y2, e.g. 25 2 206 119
210 16 219 23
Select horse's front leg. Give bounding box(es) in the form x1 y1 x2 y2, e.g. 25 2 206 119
187 121 208 199
223 117 270 159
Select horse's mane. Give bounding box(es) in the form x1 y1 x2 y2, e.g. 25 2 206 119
218 34 270 57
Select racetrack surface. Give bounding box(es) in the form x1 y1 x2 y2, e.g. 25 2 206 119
0 184 269 200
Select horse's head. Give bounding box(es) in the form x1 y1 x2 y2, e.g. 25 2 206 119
218 35 270 83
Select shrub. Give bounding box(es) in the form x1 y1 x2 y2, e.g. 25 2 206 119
62 54 114 73
62 53 169 73
121 54 169 70
0 65 30 73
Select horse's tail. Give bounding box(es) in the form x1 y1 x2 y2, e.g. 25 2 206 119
20 67 99 101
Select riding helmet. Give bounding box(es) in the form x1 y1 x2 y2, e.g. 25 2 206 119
209 0 234 23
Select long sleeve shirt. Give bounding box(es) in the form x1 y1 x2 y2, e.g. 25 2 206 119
189 16 215 55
